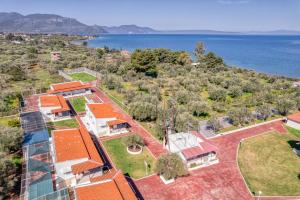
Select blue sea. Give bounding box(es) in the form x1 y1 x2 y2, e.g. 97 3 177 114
88 34 300 78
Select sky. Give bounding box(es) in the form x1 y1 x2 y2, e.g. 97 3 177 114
1 0 300 31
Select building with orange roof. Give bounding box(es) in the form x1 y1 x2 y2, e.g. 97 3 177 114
47 81 92 97
287 112 300 130
39 95 71 121
52 127 104 187
74 170 137 200
82 103 130 137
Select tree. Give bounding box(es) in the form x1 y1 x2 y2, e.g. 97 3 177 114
96 48 105 59
207 116 222 132
124 134 144 150
228 86 243 98
194 42 205 61
228 107 252 126
189 100 209 117
176 90 190 105
256 104 272 120
203 52 224 68
129 101 157 121
276 98 295 116
156 153 187 180
208 87 227 102
0 126 22 153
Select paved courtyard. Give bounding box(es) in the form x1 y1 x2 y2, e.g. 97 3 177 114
135 121 299 200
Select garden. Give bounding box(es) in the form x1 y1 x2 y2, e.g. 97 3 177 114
69 72 97 82
103 135 156 179
69 97 87 113
238 131 300 196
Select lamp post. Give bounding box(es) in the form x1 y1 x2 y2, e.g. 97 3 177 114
257 191 262 200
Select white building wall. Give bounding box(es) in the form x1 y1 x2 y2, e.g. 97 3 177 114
287 120 300 130
84 104 115 137
55 158 88 186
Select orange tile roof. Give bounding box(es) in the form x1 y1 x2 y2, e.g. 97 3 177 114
47 81 92 94
75 171 137 200
87 103 122 119
53 127 103 173
288 112 300 123
107 119 127 127
40 95 70 113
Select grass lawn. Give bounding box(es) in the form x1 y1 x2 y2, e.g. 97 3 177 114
103 136 156 179
0 116 18 126
285 125 300 138
69 72 96 82
48 118 78 128
238 132 300 196
69 97 86 113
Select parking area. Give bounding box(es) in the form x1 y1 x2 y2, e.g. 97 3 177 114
134 121 295 200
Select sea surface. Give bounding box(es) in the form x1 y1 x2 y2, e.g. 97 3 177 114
88 34 300 78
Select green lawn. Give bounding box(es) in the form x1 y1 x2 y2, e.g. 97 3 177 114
103 136 156 179
69 97 86 113
48 118 78 128
140 122 162 142
285 125 300 138
69 72 96 82
0 116 19 126
238 132 300 196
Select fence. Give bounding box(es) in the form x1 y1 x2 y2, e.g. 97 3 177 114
58 67 102 82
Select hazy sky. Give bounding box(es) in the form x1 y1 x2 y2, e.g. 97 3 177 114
1 0 300 31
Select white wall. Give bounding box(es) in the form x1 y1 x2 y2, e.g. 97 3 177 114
287 120 300 130
55 158 88 186
84 104 115 137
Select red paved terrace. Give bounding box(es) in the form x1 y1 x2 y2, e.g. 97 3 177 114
134 121 298 200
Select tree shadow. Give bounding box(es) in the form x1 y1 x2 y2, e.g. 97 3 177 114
287 140 300 150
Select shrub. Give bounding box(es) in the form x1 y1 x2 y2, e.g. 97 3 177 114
208 87 227 102
189 101 209 117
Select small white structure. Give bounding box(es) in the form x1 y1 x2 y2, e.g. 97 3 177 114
39 95 71 122
82 103 130 137
47 81 92 97
51 127 104 187
287 112 300 130
166 131 218 169
293 81 300 88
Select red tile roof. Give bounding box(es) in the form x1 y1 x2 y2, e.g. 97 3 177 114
181 143 217 160
288 112 300 123
87 103 122 119
107 119 127 127
75 170 137 200
53 127 103 174
47 81 92 94
40 95 70 113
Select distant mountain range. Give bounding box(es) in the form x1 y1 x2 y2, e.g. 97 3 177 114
0 12 299 36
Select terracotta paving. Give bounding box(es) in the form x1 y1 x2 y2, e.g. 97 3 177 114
22 95 40 112
135 120 299 200
93 87 167 157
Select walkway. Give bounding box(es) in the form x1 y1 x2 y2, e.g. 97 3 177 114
93 87 166 157
134 120 298 200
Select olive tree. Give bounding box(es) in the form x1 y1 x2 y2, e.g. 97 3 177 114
124 134 144 150
207 116 222 132
228 107 252 126
275 97 295 116
156 153 187 180
256 104 272 120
